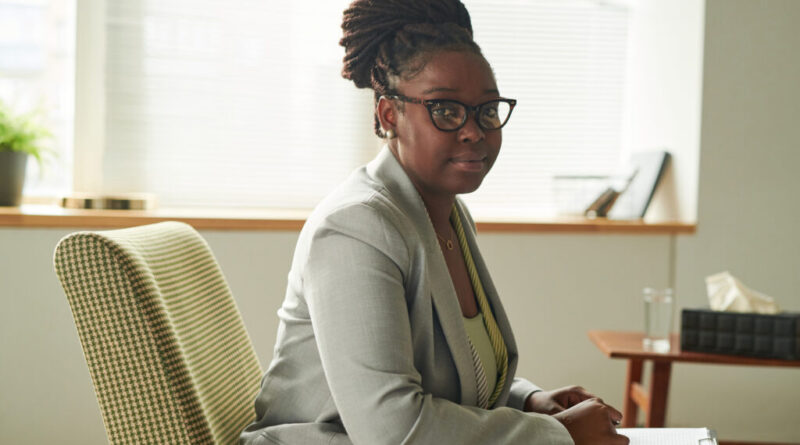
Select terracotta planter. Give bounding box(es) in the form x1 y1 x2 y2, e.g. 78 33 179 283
0 151 28 206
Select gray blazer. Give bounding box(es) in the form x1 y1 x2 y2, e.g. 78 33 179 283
241 147 573 445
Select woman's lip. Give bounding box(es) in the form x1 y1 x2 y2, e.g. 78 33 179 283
450 157 487 171
451 155 487 162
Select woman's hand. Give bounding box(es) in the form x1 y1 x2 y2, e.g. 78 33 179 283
553 398 629 445
525 385 596 414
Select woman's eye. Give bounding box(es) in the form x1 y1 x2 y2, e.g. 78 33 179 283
432 105 460 119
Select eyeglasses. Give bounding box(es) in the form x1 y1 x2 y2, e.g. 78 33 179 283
385 94 517 132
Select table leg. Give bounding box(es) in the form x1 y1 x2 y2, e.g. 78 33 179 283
623 359 643 427
646 360 672 427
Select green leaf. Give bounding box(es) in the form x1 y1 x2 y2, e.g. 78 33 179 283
0 99 55 170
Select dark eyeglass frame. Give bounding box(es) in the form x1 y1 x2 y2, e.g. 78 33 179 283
385 94 517 132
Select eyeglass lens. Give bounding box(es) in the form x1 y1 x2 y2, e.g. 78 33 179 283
429 100 511 131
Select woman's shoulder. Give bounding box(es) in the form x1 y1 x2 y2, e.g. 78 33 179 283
309 166 401 225
297 166 418 260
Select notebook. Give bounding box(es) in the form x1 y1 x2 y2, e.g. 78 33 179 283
618 428 716 445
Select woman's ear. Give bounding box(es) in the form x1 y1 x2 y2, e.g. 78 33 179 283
376 96 398 134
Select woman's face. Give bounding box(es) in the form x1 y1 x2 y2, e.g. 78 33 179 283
386 50 502 204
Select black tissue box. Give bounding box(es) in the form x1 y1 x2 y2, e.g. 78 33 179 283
680 308 800 360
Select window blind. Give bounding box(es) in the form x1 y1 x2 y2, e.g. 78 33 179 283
100 0 628 215
102 0 374 208
462 0 629 218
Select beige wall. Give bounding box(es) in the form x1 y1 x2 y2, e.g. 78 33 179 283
671 0 800 440
1 0 800 443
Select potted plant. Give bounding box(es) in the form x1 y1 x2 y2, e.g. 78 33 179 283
0 100 52 206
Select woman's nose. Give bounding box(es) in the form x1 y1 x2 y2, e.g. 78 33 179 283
458 114 485 143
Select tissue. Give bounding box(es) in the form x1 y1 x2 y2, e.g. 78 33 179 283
706 271 780 314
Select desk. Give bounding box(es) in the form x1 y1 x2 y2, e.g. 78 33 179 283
588 330 800 445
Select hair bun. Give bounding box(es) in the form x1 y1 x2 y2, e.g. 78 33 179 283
340 0 473 89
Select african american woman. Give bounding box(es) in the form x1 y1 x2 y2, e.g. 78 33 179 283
241 1 628 444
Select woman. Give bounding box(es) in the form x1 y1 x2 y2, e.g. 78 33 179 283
242 1 628 444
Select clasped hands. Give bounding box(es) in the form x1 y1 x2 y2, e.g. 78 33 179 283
525 386 629 445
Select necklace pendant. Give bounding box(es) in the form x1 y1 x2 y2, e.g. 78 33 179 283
446 240 454 250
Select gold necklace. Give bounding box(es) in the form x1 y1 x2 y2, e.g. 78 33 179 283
435 230 455 250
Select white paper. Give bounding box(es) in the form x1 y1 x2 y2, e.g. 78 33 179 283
618 428 714 445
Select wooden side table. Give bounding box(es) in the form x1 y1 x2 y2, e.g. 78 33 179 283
588 330 800 445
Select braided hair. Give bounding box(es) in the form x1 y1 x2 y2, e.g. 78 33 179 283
340 0 484 137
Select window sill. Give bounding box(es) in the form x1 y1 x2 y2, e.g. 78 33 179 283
0 204 696 234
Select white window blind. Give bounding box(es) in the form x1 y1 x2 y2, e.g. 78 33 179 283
102 0 373 208
95 0 628 215
462 0 629 218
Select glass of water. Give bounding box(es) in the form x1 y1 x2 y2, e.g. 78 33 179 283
643 287 674 353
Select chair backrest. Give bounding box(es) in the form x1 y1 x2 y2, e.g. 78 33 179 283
54 221 263 445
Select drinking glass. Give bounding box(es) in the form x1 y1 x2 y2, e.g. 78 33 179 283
643 287 673 352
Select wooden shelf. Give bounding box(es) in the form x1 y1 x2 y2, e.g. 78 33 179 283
0 204 696 234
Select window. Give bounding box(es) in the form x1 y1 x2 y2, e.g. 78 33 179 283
0 0 75 196
7 0 632 218
463 0 629 218
98 0 373 208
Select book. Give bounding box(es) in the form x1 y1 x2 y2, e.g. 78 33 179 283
618 428 716 445
608 150 671 219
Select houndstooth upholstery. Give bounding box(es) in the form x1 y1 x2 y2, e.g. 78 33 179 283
54 221 263 445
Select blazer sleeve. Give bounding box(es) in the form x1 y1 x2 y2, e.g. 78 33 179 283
508 378 543 411
304 203 573 445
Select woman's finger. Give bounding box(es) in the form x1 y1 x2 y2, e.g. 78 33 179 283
548 401 566 415
613 433 631 445
607 405 623 424
568 392 588 406
575 387 594 401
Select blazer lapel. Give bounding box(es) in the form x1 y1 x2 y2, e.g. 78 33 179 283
427 253 480 407
367 147 479 407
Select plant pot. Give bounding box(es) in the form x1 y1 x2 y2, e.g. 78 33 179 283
0 151 28 206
